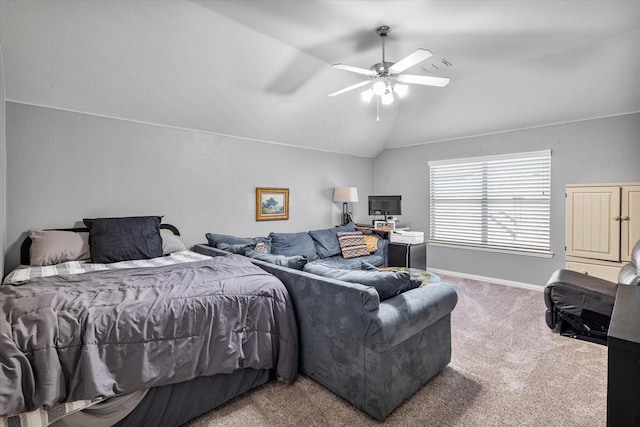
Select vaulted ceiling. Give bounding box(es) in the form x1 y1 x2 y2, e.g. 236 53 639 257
1 1 639 157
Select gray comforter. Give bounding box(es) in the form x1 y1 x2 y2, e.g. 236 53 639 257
0 254 298 417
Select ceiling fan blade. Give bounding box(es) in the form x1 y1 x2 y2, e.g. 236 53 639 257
328 80 371 97
389 49 433 74
332 64 374 76
397 74 450 87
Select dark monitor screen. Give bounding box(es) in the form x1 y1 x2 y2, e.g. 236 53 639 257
368 195 402 216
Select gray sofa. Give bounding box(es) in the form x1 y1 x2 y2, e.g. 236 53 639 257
194 236 458 420
205 223 388 269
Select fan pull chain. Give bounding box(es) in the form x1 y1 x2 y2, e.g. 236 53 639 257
376 96 380 121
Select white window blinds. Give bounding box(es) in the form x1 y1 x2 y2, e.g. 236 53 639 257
429 150 551 254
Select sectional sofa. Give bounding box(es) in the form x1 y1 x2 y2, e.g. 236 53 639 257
194 224 458 420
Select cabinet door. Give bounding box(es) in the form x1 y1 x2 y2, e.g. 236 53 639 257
566 186 621 261
622 185 640 261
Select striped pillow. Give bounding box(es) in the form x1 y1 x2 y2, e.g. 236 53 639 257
337 231 370 259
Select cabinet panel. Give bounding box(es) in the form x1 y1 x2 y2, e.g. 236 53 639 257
566 186 620 261
621 185 640 261
565 261 621 283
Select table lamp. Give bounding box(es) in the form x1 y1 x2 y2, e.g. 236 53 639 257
333 187 359 225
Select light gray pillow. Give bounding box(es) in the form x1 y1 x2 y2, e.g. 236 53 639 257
29 230 90 266
160 229 186 254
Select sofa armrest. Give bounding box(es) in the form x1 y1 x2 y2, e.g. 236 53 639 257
365 283 458 352
373 238 389 267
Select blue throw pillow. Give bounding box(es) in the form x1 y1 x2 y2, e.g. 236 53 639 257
83 216 163 263
309 223 356 258
269 232 318 261
303 262 418 300
206 233 272 253
244 249 308 270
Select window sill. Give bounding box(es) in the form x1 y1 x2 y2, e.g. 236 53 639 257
428 242 554 258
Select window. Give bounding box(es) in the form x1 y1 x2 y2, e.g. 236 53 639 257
429 150 551 255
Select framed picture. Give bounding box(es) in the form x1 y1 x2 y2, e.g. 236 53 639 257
373 220 396 230
256 187 289 221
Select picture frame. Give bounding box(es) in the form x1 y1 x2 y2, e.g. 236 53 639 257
373 220 396 230
256 187 289 221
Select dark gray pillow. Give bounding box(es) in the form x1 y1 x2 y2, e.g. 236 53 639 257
83 216 163 263
309 223 356 258
244 249 308 270
303 262 418 300
206 233 272 252
269 232 318 261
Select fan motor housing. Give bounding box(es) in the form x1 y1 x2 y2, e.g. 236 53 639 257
370 61 395 76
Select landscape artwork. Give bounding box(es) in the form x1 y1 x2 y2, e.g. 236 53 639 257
256 188 289 221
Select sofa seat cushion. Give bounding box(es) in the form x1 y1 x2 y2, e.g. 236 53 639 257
309 254 384 269
309 223 356 258
269 232 318 261
303 262 419 300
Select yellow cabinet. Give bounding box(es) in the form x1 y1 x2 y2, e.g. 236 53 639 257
565 183 640 281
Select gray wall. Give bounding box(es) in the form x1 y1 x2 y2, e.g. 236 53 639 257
4 102 374 273
374 112 640 287
0 45 5 275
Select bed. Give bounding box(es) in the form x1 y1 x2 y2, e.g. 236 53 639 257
0 216 298 426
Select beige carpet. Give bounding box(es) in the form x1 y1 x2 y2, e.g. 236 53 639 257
185 274 607 426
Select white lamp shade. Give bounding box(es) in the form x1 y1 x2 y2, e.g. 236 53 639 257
372 81 386 96
393 83 408 98
381 88 394 105
361 88 374 103
333 187 359 203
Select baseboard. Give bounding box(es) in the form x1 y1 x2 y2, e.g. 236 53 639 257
428 268 543 292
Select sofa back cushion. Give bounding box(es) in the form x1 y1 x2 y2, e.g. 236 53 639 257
245 249 308 270
269 232 318 261
309 223 356 258
303 262 419 300
206 233 272 253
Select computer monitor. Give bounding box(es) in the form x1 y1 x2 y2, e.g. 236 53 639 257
368 195 402 216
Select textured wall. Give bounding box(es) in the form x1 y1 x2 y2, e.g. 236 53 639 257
4 102 374 273
0 45 5 275
374 113 640 287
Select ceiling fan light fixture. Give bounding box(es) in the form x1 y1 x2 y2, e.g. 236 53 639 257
361 88 374 103
381 89 394 105
372 81 387 96
393 83 408 98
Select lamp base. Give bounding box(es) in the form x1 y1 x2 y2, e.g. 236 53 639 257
342 203 349 225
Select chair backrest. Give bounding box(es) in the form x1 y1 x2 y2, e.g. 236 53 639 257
619 240 640 286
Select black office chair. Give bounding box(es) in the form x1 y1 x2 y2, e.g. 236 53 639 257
544 240 640 345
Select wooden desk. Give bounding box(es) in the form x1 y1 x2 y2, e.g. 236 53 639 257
355 226 394 239
607 284 640 426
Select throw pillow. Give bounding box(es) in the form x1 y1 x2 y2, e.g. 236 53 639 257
303 262 418 300
83 216 163 263
337 231 370 259
244 249 308 270
309 223 356 258
362 234 379 253
29 230 90 266
254 241 268 253
216 242 254 254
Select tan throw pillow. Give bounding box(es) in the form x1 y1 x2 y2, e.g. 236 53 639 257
254 241 268 253
29 230 90 266
337 231 370 259
363 234 379 253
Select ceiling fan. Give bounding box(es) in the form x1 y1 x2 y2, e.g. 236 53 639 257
328 26 450 105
